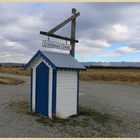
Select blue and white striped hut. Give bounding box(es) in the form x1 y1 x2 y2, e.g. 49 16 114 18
26 50 85 119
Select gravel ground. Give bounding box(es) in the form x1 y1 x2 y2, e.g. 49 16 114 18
0 74 63 137
80 81 140 137
0 73 140 137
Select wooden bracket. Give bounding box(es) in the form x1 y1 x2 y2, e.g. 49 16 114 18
47 12 80 35
40 8 80 57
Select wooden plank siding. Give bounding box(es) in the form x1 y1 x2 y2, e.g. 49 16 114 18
56 71 78 118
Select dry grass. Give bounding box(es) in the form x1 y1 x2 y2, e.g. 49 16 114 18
1 67 140 85
8 99 123 137
0 67 30 76
80 68 140 85
8 99 30 113
8 99 122 125
0 76 25 85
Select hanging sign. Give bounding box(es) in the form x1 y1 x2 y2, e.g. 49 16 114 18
42 40 71 51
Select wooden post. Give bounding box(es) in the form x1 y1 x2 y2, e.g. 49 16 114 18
70 8 77 57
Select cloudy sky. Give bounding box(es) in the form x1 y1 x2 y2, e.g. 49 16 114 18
0 3 140 63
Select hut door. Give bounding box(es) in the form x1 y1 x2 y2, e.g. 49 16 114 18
36 62 49 116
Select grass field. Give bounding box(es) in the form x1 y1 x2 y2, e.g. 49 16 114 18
0 67 30 76
80 68 140 85
0 67 140 85
0 76 25 85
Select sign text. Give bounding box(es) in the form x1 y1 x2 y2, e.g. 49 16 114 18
42 40 71 51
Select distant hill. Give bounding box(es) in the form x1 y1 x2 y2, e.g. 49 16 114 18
0 63 25 67
0 62 140 68
81 62 140 68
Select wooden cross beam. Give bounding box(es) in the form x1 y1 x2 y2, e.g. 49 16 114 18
40 31 79 43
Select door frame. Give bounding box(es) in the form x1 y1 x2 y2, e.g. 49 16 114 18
35 61 49 116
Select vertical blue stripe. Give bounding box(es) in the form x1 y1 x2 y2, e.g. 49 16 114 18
52 69 57 119
77 72 79 114
30 69 33 112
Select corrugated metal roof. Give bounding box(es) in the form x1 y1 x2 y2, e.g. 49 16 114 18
26 50 85 71
41 51 85 70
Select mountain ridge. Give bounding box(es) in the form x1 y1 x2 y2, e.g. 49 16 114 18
81 62 140 67
0 62 140 67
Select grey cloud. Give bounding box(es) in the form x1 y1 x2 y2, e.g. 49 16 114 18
0 3 140 62
129 41 140 50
